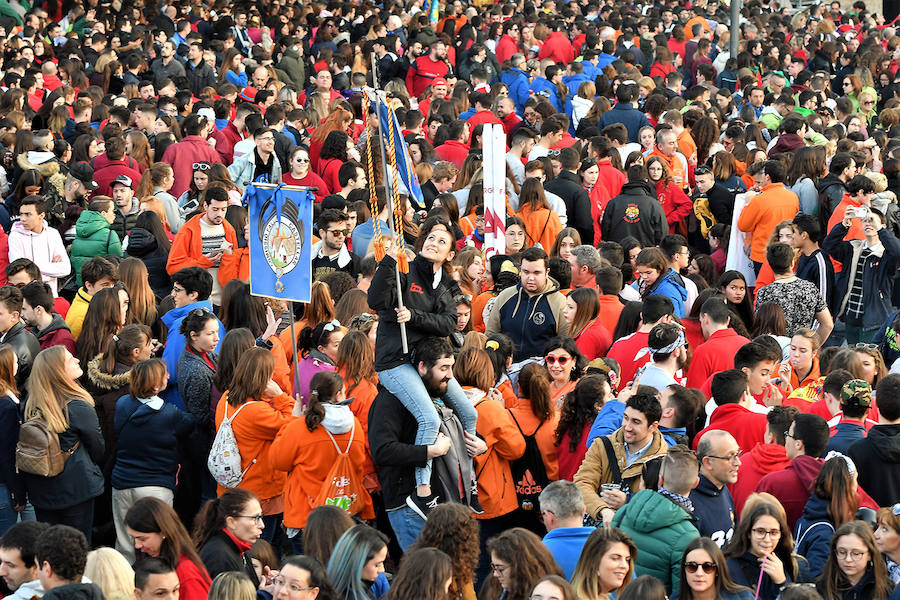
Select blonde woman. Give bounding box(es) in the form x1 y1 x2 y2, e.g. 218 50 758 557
572 81 596 132
21 347 105 544
208 571 257 600
85 548 135 600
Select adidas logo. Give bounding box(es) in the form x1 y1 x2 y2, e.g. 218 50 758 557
516 470 542 496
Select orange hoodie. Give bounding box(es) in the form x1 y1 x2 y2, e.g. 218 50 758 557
270 415 374 529
826 194 867 273
736 183 799 263
517 205 562 253
342 370 379 492
509 398 561 482
471 389 526 520
214 392 295 500
166 213 239 275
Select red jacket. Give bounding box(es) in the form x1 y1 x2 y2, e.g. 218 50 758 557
587 181 611 243
161 136 223 198
37 322 76 355
93 158 143 198
468 110 502 144
756 455 879 530
654 180 693 233
693 403 767 453
209 121 243 164
406 56 451 98
435 140 470 170
538 32 575 65
495 34 519 65
573 317 612 362
686 328 751 389
175 556 210 600
43 73 63 92
606 331 650 391
731 442 790 517
596 158 626 197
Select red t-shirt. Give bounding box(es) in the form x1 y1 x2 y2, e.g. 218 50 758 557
606 331 650 391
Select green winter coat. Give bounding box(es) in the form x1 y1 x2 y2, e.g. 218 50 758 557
70 210 123 286
611 489 700 597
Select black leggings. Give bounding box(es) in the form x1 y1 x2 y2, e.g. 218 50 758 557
35 498 95 546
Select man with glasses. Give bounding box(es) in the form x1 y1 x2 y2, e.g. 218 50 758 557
691 428 740 548
228 127 282 192
574 392 667 526
312 209 360 281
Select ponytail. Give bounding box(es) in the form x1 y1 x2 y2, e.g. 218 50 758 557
518 362 553 422
191 488 257 548
305 371 344 432
100 323 151 373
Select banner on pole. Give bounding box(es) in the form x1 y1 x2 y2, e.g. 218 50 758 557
375 99 426 209
483 123 506 257
245 183 314 302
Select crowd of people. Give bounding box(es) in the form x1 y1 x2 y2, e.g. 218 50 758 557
7 0 900 599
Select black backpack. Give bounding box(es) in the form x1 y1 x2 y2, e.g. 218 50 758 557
508 412 550 512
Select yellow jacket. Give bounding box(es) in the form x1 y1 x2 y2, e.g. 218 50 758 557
65 287 92 341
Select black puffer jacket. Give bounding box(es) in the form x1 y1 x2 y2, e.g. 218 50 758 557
545 170 594 245
600 181 668 246
3 321 40 390
126 227 171 299
368 254 459 371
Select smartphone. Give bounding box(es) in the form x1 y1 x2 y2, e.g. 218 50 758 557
846 207 857 219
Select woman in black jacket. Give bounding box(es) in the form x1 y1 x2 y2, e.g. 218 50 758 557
21 346 105 544
367 216 478 515
125 211 172 300
193 488 263 587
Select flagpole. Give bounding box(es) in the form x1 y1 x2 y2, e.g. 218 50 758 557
370 57 409 355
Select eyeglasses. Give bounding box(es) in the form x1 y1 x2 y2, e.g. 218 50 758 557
491 563 509 574
274 579 316 592
237 513 265 523
684 561 717 574
172 285 186 294
752 527 781 539
784 430 794 439
864 101 875 105
257 136 275 142
193 162 211 171
545 355 570 365
707 450 743 463
323 319 341 332
836 549 868 561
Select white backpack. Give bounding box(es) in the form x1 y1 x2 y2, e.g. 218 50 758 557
208 401 257 488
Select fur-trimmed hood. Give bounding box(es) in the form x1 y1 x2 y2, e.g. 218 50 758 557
17 151 66 198
86 356 132 391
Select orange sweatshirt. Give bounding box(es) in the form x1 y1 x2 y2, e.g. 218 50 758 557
214 392 295 500
471 389 526 520
270 416 374 529
509 399 561 482
736 183 799 263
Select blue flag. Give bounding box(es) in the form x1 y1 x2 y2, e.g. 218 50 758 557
376 99 426 209
245 183 314 302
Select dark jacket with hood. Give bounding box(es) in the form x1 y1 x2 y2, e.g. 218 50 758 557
600 181 668 247
545 170 595 245
125 226 171 299
688 474 736 548
611 489 699 595
199 529 260 587
43 582 106 600
848 424 900 507
15 151 67 228
818 173 849 217
727 552 810 600
34 314 76 354
368 254 460 371
816 570 879 600
3 320 40 389
485 276 569 362
794 492 836 579
84 357 132 462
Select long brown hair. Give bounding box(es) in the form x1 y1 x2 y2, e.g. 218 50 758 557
98 323 151 374
483 528 563 600
226 347 274 407
119 258 157 328
724 502 799 581
571 527 636 600
25 346 94 433
302 505 354 569
566 287 601 339
815 456 859 527
677 537 750 600
311 107 353 144
214 328 256 392
192 488 258 547
76 283 127 365
408 503 480 599
820 521 893 600
301 281 335 325
383 548 453 600
335 331 376 397
0 345 18 398
125 497 211 584
517 363 553 422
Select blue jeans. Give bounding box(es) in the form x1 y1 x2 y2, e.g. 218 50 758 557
0 484 15 537
387 505 425 551
377 362 477 487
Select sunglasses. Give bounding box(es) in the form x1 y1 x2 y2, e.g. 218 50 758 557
545 355 570 365
193 162 211 171
327 228 351 236
695 166 712 175
322 319 341 332
685 561 717 574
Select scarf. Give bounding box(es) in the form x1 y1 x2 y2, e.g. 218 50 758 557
222 528 252 553
659 488 694 513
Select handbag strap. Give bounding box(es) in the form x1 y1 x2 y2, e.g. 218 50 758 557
323 421 355 455
600 435 622 484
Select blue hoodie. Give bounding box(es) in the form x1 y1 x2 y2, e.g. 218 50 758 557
501 68 531 114
794 493 835 579
530 76 566 114
542 526 595 579
160 299 225 409
688 474 736 548
631 269 688 318
585 399 626 448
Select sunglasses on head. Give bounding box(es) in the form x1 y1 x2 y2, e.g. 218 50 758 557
545 355 570 365
695 166 712 175
685 561 717 574
193 162 211 171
